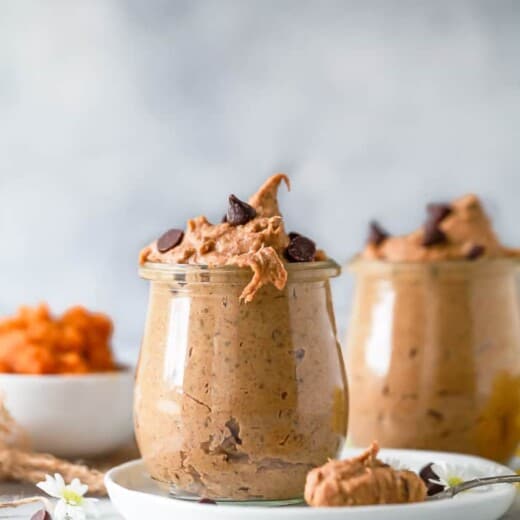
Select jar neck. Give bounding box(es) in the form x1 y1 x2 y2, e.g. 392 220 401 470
348 258 519 281
139 259 341 284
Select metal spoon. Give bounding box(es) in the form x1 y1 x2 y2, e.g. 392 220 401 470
427 474 520 500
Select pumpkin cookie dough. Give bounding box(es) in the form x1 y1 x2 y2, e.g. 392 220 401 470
305 442 426 506
135 175 347 500
363 194 520 261
140 174 325 302
348 195 520 461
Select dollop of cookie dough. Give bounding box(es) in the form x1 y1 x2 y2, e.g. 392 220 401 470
363 194 520 261
304 442 426 507
140 174 324 302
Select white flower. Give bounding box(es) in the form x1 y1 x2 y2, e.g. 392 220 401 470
429 462 475 488
37 474 98 520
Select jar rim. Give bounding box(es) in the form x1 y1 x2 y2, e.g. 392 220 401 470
139 258 341 282
347 255 520 273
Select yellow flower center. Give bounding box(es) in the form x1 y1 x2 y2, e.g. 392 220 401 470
62 489 84 506
447 476 463 487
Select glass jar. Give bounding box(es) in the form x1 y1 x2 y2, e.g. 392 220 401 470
346 258 520 462
135 260 348 502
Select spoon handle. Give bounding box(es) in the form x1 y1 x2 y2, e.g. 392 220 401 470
431 474 520 500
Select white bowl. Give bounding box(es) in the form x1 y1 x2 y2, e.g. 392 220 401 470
0 367 134 458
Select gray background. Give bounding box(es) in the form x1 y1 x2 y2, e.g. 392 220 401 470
1 1 519 362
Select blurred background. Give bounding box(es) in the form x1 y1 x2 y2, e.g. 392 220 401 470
1 0 519 361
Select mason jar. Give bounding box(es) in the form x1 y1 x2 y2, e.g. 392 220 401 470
135 260 348 502
346 258 520 462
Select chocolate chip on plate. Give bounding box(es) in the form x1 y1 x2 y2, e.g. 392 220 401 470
426 203 452 225
31 510 52 520
422 222 447 247
367 221 390 246
286 235 316 263
199 498 217 505
157 228 184 253
466 244 485 260
419 463 445 496
227 194 257 226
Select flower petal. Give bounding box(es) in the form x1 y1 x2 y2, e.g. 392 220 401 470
54 473 66 493
53 500 68 520
55 501 87 520
70 478 89 497
37 475 61 498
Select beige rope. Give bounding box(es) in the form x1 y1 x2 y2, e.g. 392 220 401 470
0 394 113 496
0 449 106 495
0 496 51 510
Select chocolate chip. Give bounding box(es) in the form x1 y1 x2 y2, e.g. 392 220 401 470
422 221 447 247
199 498 217 504
367 221 389 246
31 511 52 520
422 202 451 247
227 194 256 226
286 235 316 262
157 228 184 253
427 203 452 225
419 463 445 496
466 244 485 260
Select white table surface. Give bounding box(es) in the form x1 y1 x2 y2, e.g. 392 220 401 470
1 482 519 519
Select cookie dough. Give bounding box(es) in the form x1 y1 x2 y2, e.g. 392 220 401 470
304 442 426 506
363 194 520 262
349 194 520 461
140 174 316 302
135 175 347 500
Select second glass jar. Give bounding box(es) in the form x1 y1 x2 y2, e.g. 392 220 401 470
346 258 520 462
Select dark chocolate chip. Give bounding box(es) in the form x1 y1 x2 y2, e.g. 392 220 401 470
286 235 316 262
367 221 390 246
419 463 445 496
427 203 452 225
157 228 184 253
422 222 447 247
227 194 256 226
31 511 52 520
421 202 451 247
466 244 485 260
199 498 217 504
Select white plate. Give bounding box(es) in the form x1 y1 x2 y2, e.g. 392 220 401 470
105 449 517 520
